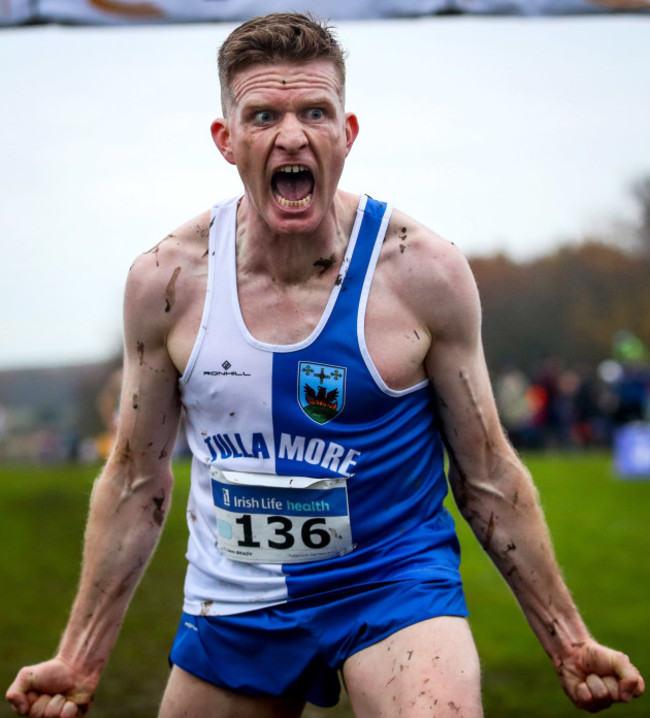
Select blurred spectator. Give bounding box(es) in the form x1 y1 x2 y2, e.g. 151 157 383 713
494 357 650 451
494 368 532 447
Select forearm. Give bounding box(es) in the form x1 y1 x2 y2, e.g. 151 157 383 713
452 447 591 665
56 457 173 680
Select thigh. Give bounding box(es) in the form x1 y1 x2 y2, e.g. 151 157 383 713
342 616 483 718
159 665 306 718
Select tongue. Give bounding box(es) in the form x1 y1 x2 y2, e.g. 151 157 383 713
274 171 313 201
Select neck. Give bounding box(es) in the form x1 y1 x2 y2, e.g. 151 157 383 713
235 192 357 285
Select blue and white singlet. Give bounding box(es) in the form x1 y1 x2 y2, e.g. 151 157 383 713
178 194 462 616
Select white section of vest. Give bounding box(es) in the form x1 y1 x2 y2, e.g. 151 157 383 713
180 197 287 615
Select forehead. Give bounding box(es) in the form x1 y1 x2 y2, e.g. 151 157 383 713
230 60 343 108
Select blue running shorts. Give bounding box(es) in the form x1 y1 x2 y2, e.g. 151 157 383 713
169 578 468 707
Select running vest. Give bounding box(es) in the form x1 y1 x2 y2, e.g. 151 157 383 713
179 195 462 616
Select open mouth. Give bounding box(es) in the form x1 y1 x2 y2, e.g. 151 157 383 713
271 165 314 208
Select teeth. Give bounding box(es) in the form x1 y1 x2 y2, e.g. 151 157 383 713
273 166 313 207
275 193 312 208
277 165 308 173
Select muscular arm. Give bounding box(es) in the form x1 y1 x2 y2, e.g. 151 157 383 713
421 240 644 711
7 251 183 717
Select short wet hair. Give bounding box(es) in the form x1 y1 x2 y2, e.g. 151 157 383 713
218 13 347 113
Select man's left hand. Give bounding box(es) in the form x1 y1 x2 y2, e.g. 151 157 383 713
555 640 645 712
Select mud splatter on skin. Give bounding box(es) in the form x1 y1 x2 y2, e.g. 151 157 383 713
459 369 490 443
195 223 210 240
145 234 176 267
431 388 470 508
164 266 181 313
483 512 496 551
506 564 521 581
398 226 408 253
119 440 131 464
152 492 166 527
136 341 145 366
132 393 139 410
313 254 336 275
146 243 161 267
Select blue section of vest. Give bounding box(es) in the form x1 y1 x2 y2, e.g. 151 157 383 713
261 197 457 595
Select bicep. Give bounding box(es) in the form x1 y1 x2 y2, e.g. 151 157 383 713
428 333 505 473
111 266 183 468
115 343 182 464
424 253 508 478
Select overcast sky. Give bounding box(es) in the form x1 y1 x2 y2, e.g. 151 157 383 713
1 16 649 369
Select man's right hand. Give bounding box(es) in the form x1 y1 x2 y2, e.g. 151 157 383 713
6 657 96 717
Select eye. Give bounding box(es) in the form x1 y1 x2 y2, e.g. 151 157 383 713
306 108 324 121
254 110 275 124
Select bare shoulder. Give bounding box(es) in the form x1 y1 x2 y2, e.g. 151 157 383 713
380 208 480 334
128 210 211 289
125 210 212 324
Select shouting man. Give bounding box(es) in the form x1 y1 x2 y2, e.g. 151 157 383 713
7 13 645 718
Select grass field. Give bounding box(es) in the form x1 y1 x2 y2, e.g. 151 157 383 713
1 453 648 717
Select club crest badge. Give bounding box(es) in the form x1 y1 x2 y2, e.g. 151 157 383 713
298 362 346 425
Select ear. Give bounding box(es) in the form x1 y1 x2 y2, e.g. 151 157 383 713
211 118 235 165
344 113 359 156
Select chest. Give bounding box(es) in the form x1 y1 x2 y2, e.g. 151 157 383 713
237 262 430 391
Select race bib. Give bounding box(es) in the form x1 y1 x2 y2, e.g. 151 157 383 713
211 469 353 564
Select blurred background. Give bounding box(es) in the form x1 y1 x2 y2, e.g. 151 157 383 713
1 3 649 716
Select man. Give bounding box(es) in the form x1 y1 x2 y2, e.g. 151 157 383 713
7 13 645 718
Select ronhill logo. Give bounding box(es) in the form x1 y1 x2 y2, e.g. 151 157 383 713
203 360 251 377
298 361 346 425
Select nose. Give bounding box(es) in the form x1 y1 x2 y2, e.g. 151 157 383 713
275 113 307 153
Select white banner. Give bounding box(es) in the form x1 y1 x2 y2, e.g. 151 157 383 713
1 0 649 27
